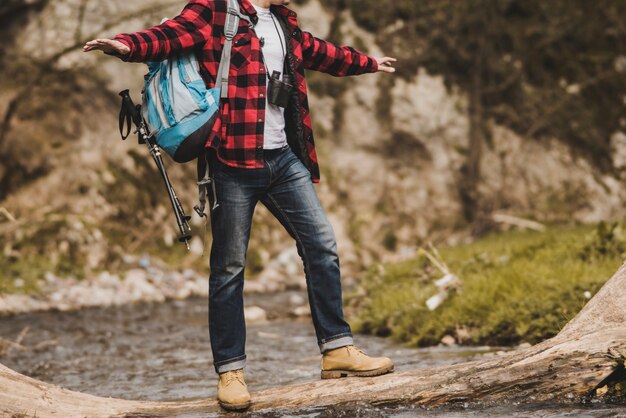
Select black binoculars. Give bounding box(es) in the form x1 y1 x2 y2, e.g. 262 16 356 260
267 70 293 108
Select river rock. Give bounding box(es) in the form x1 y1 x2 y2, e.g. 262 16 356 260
0 295 44 315
121 269 165 303
86 243 107 269
1 261 265 317
244 280 267 294
291 305 311 317
455 326 471 343
163 229 175 247
289 293 306 306
245 306 267 323
85 288 117 308
189 236 204 256
255 267 285 293
122 254 138 265
440 335 456 346
124 268 148 284
97 272 121 289
44 271 57 284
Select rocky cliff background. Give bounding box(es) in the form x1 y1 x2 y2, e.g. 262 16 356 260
1 0 626 295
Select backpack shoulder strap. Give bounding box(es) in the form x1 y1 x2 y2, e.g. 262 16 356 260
215 0 255 98
197 0 256 221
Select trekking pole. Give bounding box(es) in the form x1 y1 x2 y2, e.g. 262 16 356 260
118 90 192 250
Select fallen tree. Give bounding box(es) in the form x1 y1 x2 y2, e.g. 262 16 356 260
2 262 626 417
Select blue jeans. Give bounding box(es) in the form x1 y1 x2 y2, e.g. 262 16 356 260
208 144 354 374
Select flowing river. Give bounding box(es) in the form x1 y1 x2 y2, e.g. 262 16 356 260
0 291 624 417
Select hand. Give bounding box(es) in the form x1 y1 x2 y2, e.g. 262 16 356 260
376 57 397 73
83 38 130 56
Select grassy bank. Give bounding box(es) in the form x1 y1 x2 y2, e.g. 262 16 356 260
346 222 626 347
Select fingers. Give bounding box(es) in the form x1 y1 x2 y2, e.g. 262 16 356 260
83 39 115 49
83 39 107 52
83 44 100 52
83 39 130 56
376 56 398 73
83 40 98 52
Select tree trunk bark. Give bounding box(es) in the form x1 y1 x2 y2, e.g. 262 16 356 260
458 52 486 223
2 262 626 417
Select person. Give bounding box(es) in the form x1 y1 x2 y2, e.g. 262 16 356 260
84 0 397 411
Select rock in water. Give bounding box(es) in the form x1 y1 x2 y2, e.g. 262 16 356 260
245 306 267 323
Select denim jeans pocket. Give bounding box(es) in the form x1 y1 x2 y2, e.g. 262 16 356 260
212 156 233 177
212 158 255 184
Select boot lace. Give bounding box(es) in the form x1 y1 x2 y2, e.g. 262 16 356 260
223 369 245 386
347 345 367 357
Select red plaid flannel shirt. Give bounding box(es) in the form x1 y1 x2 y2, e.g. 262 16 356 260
113 0 378 182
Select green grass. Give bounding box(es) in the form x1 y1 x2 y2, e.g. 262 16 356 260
0 218 87 295
346 223 626 347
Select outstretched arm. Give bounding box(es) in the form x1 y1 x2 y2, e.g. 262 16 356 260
83 0 214 62
83 39 130 57
301 31 396 76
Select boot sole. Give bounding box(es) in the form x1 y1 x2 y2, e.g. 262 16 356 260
321 364 394 379
218 399 251 411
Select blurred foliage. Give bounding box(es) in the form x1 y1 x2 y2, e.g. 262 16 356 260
347 223 625 346
0 217 89 294
381 228 398 251
333 0 626 172
602 363 626 403
580 221 626 261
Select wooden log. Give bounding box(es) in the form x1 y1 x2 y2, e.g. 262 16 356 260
2 262 626 417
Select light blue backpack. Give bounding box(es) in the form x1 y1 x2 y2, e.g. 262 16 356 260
141 54 221 163
140 0 253 163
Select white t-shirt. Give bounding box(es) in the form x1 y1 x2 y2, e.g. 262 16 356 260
252 4 288 149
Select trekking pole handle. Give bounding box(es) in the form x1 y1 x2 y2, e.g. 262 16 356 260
119 90 143 127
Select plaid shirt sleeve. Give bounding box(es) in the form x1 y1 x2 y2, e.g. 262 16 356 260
300 30 379 76
112 0 214 63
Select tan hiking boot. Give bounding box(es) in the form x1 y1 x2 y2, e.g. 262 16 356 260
217 369 251 411
321 344 394 379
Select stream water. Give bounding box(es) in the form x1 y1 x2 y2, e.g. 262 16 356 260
0 291 624 417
